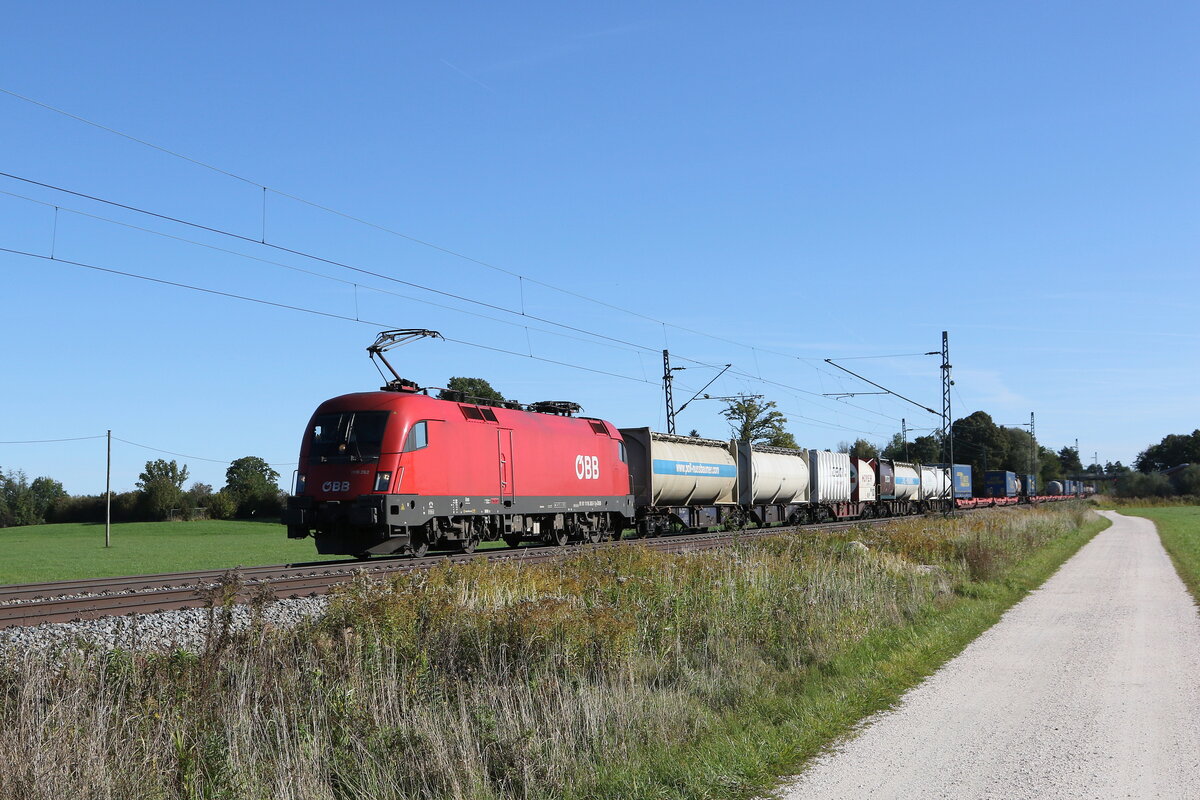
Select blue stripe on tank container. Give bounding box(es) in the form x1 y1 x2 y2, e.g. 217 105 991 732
895 476 920 485
651 459 736 478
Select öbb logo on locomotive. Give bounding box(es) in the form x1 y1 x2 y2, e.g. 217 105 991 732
575 454 600 480
321 480 351 493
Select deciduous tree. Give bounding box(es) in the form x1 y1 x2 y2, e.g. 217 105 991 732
438 377 512 407
137 459 189 521
224 456 281 518
721 396 793 446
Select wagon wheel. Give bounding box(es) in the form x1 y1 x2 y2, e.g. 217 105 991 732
503 533 523 549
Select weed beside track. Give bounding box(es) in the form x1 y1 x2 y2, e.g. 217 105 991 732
0 506 1100 800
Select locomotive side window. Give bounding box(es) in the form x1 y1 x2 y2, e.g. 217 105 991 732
402 421 429 452
310 410 389 462
618 441 627 463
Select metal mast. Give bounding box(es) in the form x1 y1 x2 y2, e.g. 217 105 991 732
941 331 953 469
663 349 677 435
1030 412 1037 478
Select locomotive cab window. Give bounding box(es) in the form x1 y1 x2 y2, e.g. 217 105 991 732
310 410 389 463
618 441 627 463
402 421 429 452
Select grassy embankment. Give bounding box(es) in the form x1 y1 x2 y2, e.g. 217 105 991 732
0 505 1104 800
1120 505 1200 604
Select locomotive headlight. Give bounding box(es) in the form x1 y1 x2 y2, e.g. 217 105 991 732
374 471 393 492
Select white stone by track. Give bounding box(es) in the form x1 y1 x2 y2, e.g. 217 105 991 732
776 511 1200 800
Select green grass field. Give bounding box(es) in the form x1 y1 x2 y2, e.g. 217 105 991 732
1123 506 1200 604
0 520 528 585
0 520 324 585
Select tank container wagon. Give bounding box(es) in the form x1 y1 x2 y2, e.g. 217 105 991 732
620 428 740 536
872 459 923 516
735 442 812 526
919 464 953 513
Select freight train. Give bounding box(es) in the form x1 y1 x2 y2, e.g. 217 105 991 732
283 376 1081 558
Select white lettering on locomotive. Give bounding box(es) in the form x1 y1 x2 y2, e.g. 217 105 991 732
574 454 600 480
321 481 351 493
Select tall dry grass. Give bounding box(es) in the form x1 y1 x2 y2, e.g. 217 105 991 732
0 505 1092 800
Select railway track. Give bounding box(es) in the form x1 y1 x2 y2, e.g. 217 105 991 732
0 514 949 630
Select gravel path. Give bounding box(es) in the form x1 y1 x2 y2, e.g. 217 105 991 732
776 510 1200 800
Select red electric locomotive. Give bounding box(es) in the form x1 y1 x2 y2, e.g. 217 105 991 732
283 375 634 557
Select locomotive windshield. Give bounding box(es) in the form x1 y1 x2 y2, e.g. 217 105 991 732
309 411 389 463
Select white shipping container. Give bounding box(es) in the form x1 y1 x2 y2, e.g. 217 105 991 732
810 450 851 503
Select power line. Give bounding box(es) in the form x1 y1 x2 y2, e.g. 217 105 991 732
0 170 663 357
0 187 647 358
0 435 106 444
0 245 660 388
3 243 905 441
0 171 909 427
0 86 832 361
112 436 296 467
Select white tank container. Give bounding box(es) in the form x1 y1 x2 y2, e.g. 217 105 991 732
737 443 810 505
850 458 877 502
920 465 951 500
893 461 920 501
810 450 851 503
620 428 737 506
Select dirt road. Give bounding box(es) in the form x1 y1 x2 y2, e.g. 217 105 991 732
777 511 1200 799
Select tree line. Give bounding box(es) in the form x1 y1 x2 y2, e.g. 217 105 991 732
0 456 282 528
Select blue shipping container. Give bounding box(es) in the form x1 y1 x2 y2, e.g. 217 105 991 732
1024 474 1037 495
931 463 974 499
984 470 1019 498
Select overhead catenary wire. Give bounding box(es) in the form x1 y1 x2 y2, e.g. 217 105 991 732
0 187 648 358
0 171 914 427
2 243 903 440
0 86 844 363
0 245 661 387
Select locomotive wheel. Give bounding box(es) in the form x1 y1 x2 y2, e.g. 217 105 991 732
550 529 569 547
587 529 603 544
410 532 430 558
503 533 523 548
460 536 479 555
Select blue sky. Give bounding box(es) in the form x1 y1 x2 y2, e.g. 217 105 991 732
2 1 1197 494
